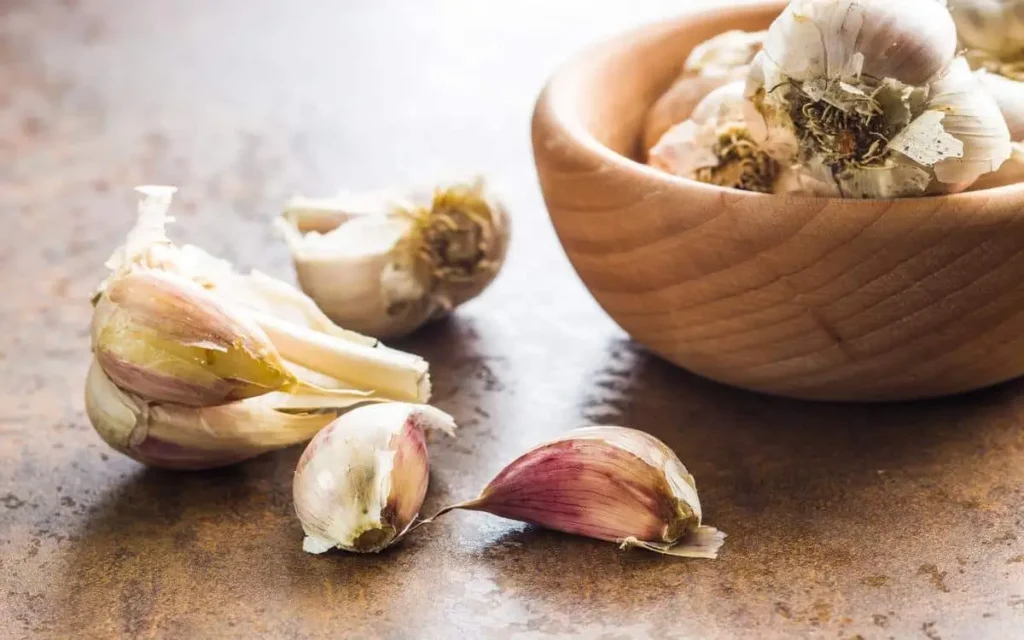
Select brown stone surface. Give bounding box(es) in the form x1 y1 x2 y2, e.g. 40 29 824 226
1 1 1023 638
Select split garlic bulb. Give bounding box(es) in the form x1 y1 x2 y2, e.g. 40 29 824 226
293 402 456 554
644 30 766 153
427 426 725 558
746 0 1011 198
649 82 783 193
277 177 510 340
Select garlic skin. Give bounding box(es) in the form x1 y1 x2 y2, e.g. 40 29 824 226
427 426 725 559
644 30 765 153
85 360 345 470
92 267 293 407
278 177 510 340
977 70 1024 140
746 0 1010 198
293 402 456 554
90 186 431 408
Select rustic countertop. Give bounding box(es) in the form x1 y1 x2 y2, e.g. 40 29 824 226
2 1 1023 638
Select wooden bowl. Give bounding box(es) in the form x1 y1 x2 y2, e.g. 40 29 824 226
531 1 1024 401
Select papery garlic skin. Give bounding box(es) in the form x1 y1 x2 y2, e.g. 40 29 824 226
429 426 724 559
977 70 1024 140
293 402 455 554
85 360 342 470
746 0 1010 198
644 30 765 153
278 177 510 340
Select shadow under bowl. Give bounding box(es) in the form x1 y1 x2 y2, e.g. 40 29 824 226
531 0 1024 401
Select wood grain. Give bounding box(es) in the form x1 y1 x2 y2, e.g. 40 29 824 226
533 1 1024 401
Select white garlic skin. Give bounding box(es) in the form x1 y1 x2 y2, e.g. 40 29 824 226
977 70 1024 140
279 179 510 340
293 402 455 554
950 0 1024 59
763 0 957 85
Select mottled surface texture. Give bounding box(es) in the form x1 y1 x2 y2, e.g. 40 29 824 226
1 1 1022 638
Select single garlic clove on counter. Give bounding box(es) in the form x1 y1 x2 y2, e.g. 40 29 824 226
293 402 456 554
425 426 725 559
84 359 357 469
277 177 510 340
643 30 766 154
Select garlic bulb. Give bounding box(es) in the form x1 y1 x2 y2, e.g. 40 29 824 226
293 402 456 554
277 177 510 340
85 359 351 470
90 186 430 409
644 30 766 153
949 0 1024 61
977 70 1024 140
746 0 1011 198
425 426 725 558
649 82 781 193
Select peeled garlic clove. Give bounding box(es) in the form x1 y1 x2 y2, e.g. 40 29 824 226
278 177 509 340
429 426 724 559
84 360 353 470
649 82 783 194
91 268 293 407
643 30 765 153
293 402 456 554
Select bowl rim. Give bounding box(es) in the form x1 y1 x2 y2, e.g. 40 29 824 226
538 0 1024 204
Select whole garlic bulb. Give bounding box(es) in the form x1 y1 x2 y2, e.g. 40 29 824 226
746 0 1011 198
649 82 783 193
293 402 456 554
644 30 766 153
277 177 510 340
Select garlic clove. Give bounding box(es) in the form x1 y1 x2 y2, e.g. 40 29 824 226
91 267 294 407
278 177 510 340
969 141 1024 190
427 426 724 559
84 359 348 470
292 402 456 554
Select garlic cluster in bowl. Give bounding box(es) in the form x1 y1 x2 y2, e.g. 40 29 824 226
646 0 1019 197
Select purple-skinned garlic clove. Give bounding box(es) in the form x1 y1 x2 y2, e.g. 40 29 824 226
426 426 725 559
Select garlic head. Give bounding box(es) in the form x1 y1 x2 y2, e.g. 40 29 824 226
746 0 1010 197
293 402 456 553
949 0 1024 61
278 177 509 340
